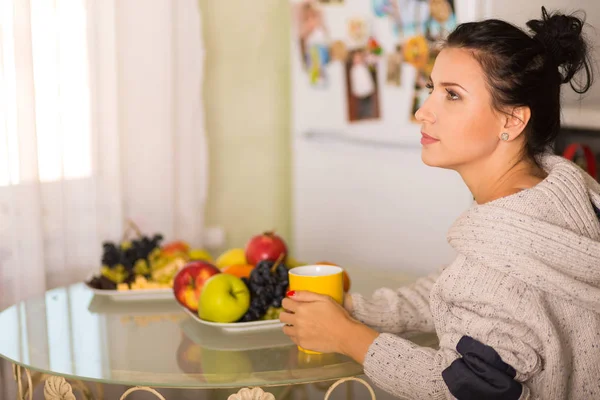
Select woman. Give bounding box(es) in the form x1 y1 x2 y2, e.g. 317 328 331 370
280 7 600 400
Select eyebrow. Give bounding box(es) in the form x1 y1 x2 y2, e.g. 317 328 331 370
432 81 469 93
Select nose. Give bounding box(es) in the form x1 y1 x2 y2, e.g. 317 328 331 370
414 98 436 124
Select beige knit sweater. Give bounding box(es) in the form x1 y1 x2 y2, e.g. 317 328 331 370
351 154 600 400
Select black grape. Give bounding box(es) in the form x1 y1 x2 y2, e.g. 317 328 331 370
101 243 120 267
274 285 285 298
256 260 273 273
272 297 282 308
240 260 290 322
276 264 288 279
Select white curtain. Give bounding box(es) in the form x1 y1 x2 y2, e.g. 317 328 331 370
0 0 208 312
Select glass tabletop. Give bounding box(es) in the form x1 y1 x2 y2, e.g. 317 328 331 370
0 271 437 389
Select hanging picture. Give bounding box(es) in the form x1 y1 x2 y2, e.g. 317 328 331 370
381 0 456 41
386 44 404 86
404 0 456 122
429 0 455 37
403 35 429 70
330 40 349 62
308 44 329 87
294 0 331 87
372 0 389 17
345 48 381 122
347 17 370 49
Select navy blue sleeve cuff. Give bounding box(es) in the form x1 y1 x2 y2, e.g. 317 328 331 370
442 336 523 400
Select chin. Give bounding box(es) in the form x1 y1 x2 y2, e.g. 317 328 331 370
421 148 442 168
421 149 456 170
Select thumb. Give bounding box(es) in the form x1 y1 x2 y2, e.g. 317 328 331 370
287 290 330 303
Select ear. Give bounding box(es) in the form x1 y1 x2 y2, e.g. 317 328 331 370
502 106 531 140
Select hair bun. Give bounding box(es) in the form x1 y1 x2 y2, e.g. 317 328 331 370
526 6 593 93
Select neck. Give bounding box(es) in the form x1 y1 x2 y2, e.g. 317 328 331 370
457 148 546 205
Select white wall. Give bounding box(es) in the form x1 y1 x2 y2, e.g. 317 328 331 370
293 137 470 275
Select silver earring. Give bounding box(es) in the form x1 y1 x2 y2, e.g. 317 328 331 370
501 132 509 141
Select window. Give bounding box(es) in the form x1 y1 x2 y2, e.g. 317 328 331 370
0 0 92 187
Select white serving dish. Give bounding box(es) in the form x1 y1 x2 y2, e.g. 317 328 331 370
85 283 174 302
182 307 284 333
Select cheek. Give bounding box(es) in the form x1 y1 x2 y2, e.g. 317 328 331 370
424 106 498 167
453 117 492 150
455 101 497 141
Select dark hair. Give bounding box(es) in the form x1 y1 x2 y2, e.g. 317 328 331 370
444 7 595 160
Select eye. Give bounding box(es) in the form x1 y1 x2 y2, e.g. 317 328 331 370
425 82 433 94
446 89 460 101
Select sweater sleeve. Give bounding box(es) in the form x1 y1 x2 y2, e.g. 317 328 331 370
362 333 533 400
350 267 443 334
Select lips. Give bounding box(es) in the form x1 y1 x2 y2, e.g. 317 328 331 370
421 131 439 145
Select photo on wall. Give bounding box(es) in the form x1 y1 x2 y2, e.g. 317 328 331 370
347 17 370 50
386 44 404 86
373 0 457 41
372 0 391 17
400 0 456 122
427 0 456 40
330 40 349 62
345 48 381 122
293 0 331 87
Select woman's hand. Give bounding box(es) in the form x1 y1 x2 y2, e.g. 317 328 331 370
343 292 353 313
280 291 379 363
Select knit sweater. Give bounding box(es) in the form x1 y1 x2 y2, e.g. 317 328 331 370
351 154 600 400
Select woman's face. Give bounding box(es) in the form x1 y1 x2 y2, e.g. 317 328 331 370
301 6 320 35
353 51 364 65
414 47 504 171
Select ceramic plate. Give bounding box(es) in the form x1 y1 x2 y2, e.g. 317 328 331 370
87 293 183 315
85 283 174 302
182 308 284 333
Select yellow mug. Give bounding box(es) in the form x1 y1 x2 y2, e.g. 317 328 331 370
288 264 344 354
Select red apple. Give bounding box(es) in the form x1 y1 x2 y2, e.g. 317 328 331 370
245 231 288 266
173 261 220 312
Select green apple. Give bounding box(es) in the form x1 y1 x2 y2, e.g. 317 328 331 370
198 274 250 323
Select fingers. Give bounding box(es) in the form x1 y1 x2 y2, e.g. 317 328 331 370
279 309 295 325
343 292 353 312
279 304 300 338
288 290 330 303
282 324 297 341
281 297 298 313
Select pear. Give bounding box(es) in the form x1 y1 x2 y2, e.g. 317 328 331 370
188 248 213 262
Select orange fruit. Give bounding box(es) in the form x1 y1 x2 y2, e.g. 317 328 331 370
221 264 255 279
162 241 191 257
316 261 351 292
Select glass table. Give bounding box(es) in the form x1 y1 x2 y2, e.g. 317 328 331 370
0 268 438 400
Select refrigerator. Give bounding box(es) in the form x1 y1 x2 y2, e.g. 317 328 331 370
289 0 600 276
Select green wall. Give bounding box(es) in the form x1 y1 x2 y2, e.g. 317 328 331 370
199 0 292 254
